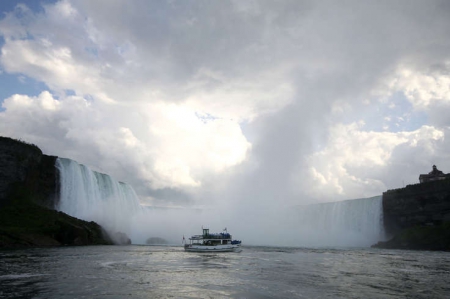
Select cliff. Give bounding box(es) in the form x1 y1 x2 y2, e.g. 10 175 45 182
373 180 450 251
372 222 450 251
382 180 450 234
0 136 112 247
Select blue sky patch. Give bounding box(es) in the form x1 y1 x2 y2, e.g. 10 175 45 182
0 1 56 111
0 0 57 17
343 92 427 133
65 89 76 96
0 72 48 104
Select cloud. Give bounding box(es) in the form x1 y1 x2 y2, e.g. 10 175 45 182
380 66 450 110
1 0 450 208
300 123 444 201
0 92 251 200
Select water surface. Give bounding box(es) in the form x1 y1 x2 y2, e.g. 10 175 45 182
0 245 449 298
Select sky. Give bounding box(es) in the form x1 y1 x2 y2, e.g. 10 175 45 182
1 0 450 209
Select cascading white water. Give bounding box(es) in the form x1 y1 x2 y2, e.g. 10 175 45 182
55 157 200 245
56 158 144 237
55 157 386 247
289 196 385 247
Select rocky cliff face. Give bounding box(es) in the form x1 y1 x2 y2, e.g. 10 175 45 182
0 136 112 247
382 180 450 235
373 180 450 251
0 137 41 203
0 136 58 209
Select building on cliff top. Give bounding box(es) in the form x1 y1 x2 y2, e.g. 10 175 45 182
419 165 449 183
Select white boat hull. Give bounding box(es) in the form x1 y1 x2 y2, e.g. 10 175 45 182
184 244 242 252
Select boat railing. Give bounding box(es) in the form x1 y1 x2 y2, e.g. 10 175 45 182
190 233 232 240
205 233 231 239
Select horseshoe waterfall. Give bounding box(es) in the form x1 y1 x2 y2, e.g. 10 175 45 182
55 157 385 247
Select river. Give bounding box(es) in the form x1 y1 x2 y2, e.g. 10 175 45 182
0 245 449 298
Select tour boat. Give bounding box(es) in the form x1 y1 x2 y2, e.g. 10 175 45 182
183 228 242 252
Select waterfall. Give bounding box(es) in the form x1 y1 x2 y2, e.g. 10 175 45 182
56 158 143 237
55 157 386 247
289 196 385 247
55 157 203 245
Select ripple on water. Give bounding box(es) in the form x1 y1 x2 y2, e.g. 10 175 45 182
1 246 450 298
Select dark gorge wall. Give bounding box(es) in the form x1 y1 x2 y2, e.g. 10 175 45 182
375 180 450 250
0 136 57 208
0 136 112 247
383 180 450 234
